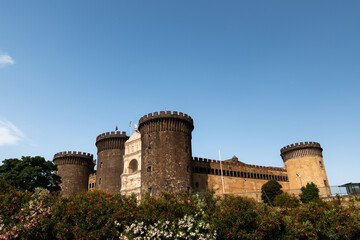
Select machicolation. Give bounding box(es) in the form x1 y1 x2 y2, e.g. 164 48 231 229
53 110 331 200
280 142 323 162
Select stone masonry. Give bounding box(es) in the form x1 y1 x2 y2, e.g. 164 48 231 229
53 110 331 201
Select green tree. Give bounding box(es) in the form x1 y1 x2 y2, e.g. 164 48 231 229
261 180 283 204
299 182 320 203
0 156 61 192
273 192 300 208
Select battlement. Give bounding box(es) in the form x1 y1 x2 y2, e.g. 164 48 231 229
191 157 288 182
53 151 94 167
53 151 94 160
192 157 286 172
280 141 322 154
138 111 193 126
96 131 128 142
280 141 323 161
138 110 194 134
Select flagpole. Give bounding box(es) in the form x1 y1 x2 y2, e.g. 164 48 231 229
219 149 225 195
129 120 132 135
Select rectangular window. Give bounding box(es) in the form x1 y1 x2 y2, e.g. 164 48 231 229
147 166 152 172
324 180 328 187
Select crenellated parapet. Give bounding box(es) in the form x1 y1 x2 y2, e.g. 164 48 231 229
192 157 287 172
138 111 194 134
280 142 323 162
96 131 129 153
53 151 94 166
191 157 288 182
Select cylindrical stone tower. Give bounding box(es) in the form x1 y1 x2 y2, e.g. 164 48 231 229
280 142 331 196
53 151 94 195
95 131 129 194
138 111 194 196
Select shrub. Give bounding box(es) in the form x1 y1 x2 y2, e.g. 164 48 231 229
135 190 198 224
124 190 217 239
51 190 137 240
251 204 285 239
210 195 258 239
2 185 360 239
0 178 32 239
273 192 300 208
283 201 360 239
0 186 56 240
299 182 320 203
261 180 283 204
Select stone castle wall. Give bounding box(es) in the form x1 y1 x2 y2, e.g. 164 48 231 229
192 157 289 201
281 142 331 196
54 111 331 201
53 151 94 195
95 131 129 194
138 111 194 196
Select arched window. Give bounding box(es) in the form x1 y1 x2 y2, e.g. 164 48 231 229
128 159 138 174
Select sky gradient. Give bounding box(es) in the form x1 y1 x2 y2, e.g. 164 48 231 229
0 1 359 186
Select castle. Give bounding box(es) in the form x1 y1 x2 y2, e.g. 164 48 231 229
53 110 331 200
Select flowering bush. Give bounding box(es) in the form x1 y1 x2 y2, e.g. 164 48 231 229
124 190 216 239
0 179 31 239
123 215 216 240
1 184 360 240
51 190 137 240
0 186 55 240
210 194 258 239
251 204 285 239
283 201 360 239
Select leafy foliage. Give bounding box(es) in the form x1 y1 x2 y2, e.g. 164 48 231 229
299 182 320 203
210 194 258 239
273 192 300 208
261 180 283 204
1 188 360 239
0 178 31 228
0 156 61 192
51 190 137 240
126 190 217 239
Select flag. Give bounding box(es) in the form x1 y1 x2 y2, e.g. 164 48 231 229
129 121 132 127
164 108 167 114
115 125 118 131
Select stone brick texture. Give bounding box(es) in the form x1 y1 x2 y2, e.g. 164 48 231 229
53 152 93 195
138 111 193 196
53 112 331 200
95 131 129 194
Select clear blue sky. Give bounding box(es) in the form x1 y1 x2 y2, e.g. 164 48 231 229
0 1 359 186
